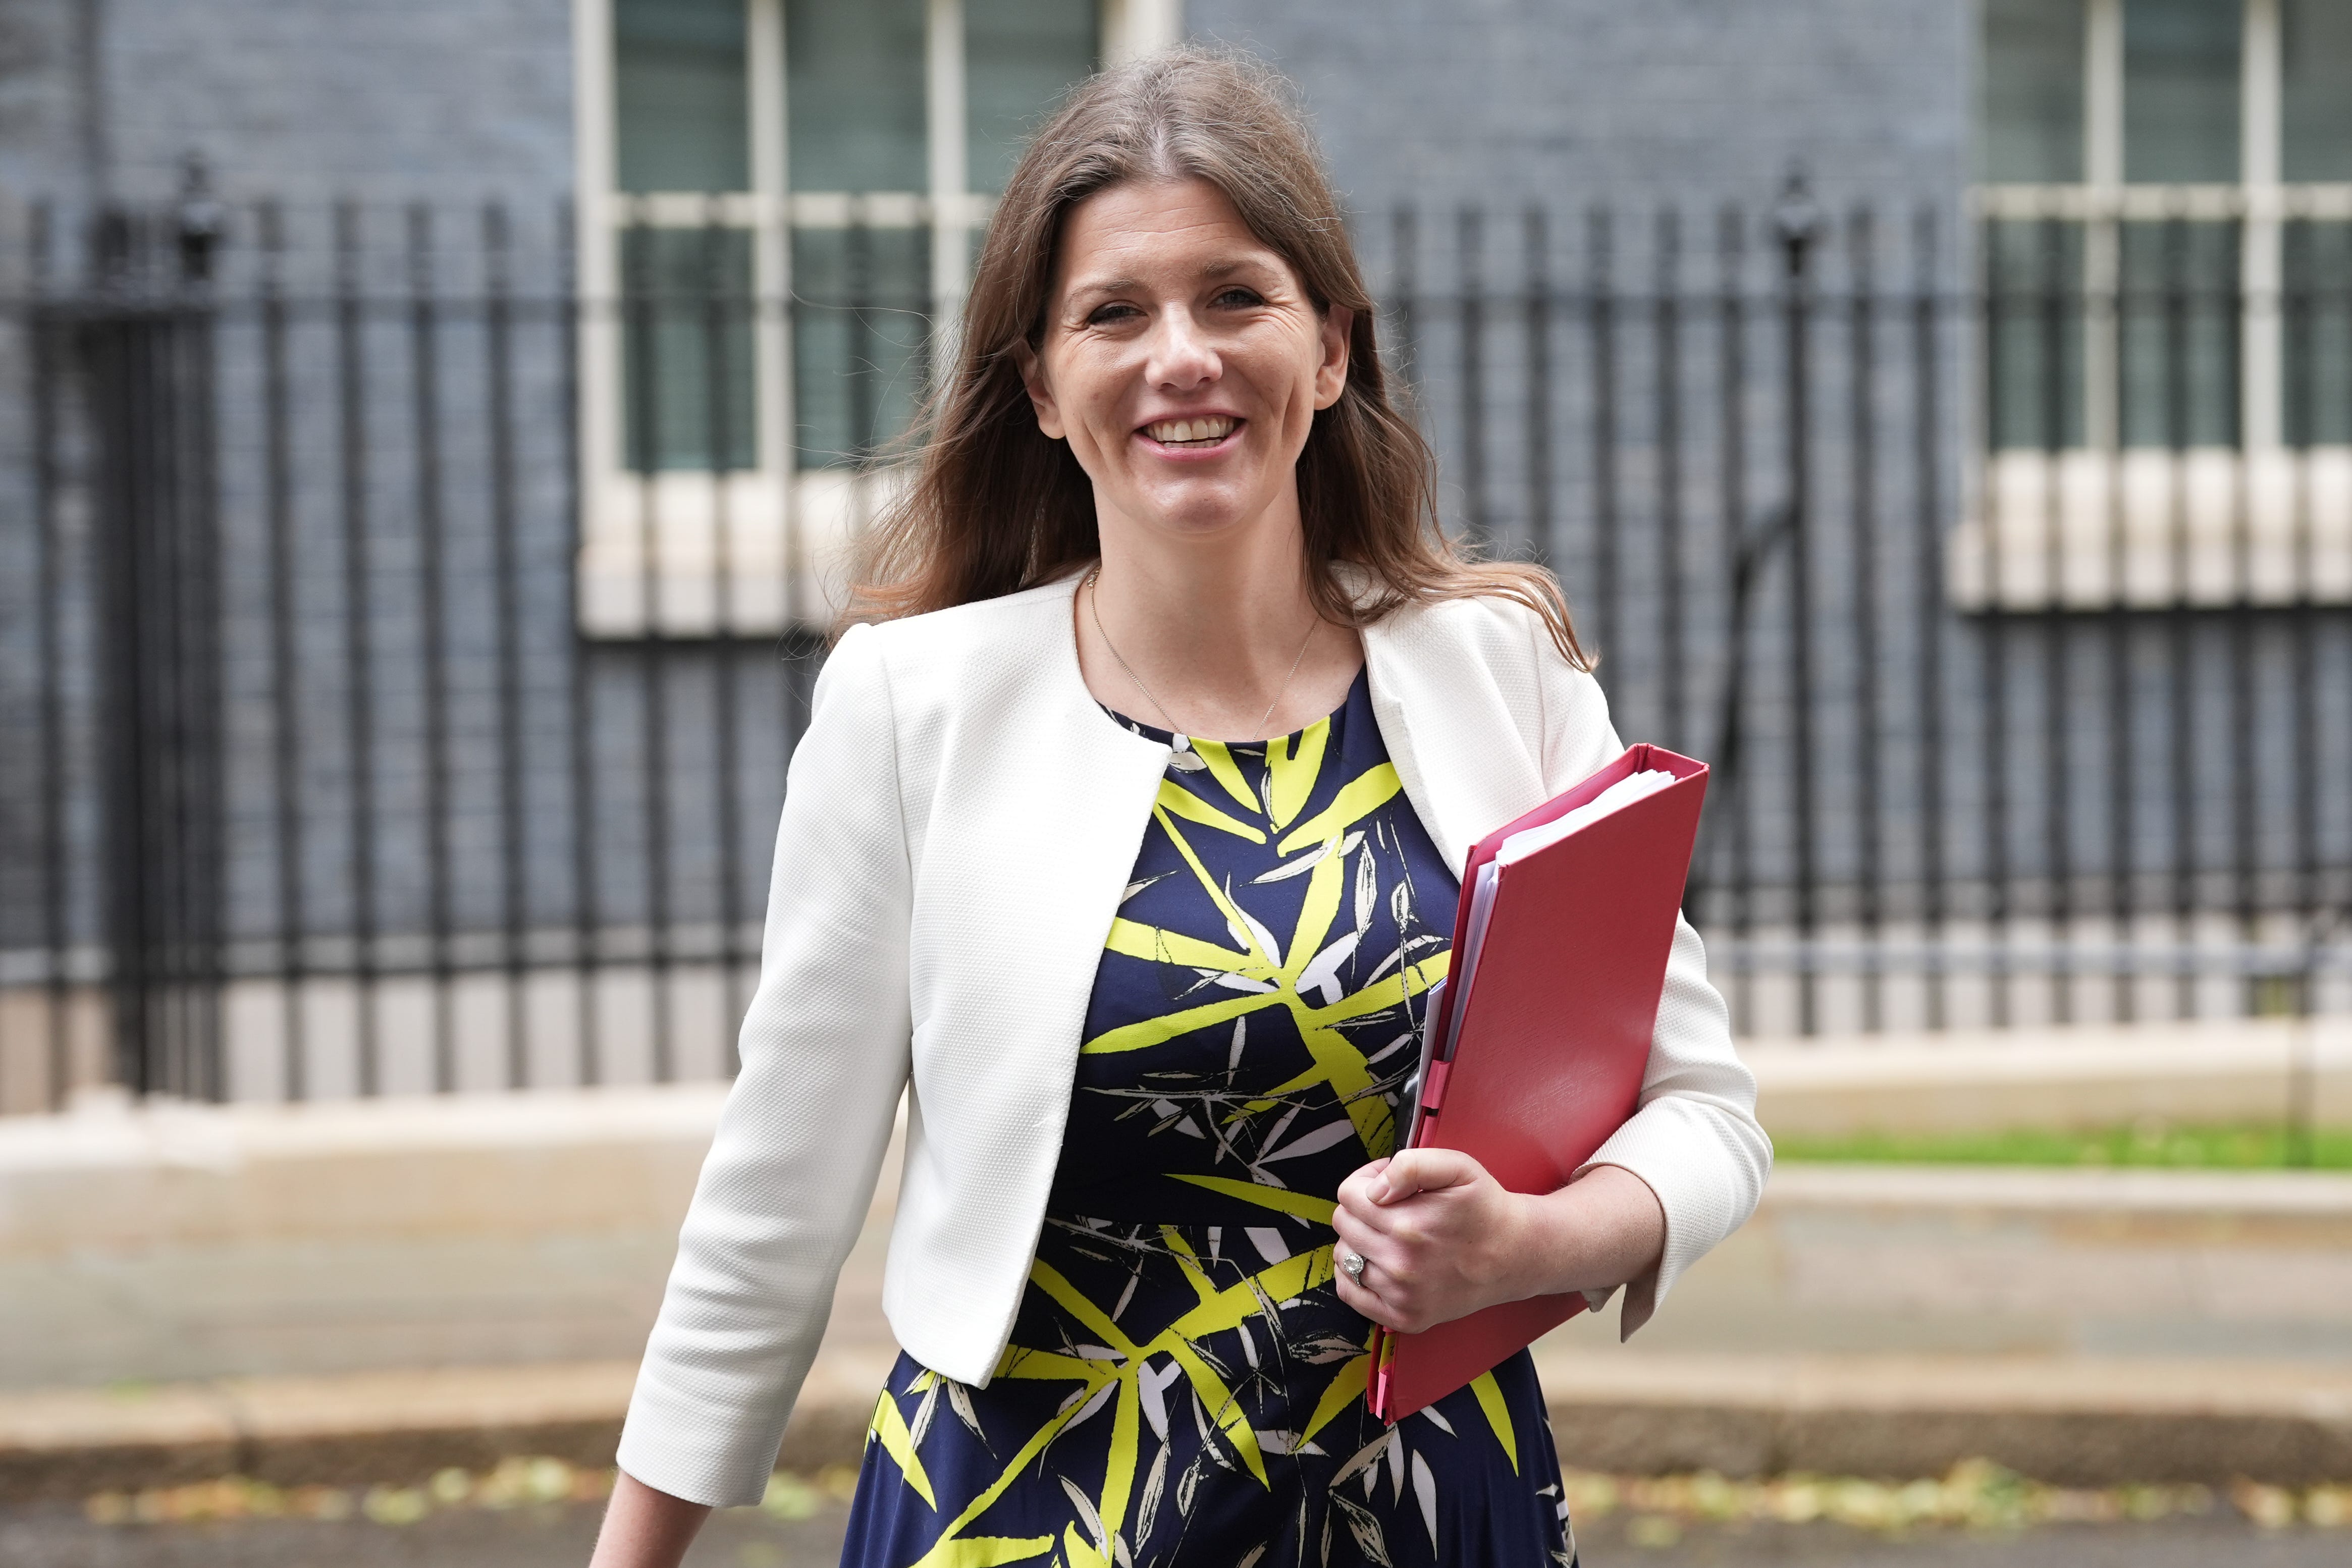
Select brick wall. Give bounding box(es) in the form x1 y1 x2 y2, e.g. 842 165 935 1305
5 0 576 206
1189 0 1971 217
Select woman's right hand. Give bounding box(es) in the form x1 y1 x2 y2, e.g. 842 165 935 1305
588 1471 712 1568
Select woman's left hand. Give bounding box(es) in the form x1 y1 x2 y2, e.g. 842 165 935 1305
1331 1151 1665 1334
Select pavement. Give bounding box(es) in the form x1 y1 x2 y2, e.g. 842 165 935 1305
8 1345 2352 1504
5 1017 2352 1510
7 1494 2351 1568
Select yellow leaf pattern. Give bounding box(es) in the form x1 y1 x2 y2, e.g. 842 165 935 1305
837 672 1570 1566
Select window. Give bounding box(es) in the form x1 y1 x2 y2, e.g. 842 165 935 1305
1962 0 2352 609
572 0 1180 635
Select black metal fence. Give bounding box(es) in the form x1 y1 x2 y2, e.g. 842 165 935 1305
3 177 2349 1111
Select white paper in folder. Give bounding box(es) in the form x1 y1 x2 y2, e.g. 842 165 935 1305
1494 768 1682 866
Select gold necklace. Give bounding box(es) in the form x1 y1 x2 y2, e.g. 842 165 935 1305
1084 566 1320 743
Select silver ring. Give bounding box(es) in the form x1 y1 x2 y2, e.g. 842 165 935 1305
1340 1249 1366 1281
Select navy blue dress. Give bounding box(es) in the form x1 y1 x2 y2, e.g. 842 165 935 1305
839 669 1575 1567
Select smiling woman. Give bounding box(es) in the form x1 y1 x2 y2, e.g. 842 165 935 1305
844 49 1587 675
1017 175 1370 740
591 46 1768 1568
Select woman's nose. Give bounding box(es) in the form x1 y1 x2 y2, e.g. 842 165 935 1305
1145 309 1220 391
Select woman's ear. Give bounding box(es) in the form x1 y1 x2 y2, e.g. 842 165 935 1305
1011 338 1066 441
1313 304 1353 411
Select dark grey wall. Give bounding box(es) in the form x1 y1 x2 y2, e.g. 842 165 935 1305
105 0 574 203
1189 0 1973 215
0 0 90 206
2 0 575 207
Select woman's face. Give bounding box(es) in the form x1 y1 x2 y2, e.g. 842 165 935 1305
1018 177 1351 551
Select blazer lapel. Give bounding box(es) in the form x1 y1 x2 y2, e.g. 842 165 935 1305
913 573 1169 1156
1361 614 1467 874
1017 585 1179 1095
1361 603 1551 878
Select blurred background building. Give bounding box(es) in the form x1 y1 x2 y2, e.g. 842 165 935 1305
0 0 2348 1112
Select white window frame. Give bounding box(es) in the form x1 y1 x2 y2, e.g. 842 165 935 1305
1957 0 2352 609
569 0 1181 637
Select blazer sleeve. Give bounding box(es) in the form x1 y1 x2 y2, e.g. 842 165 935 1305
616 622 915 1507
1529 617 1774 1339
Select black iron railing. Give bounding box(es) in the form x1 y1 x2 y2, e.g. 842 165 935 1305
1 173 2348 1112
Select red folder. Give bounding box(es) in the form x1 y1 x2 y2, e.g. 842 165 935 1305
1366 744 1709 1424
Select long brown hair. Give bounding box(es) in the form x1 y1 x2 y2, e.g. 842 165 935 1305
841 47 1589 670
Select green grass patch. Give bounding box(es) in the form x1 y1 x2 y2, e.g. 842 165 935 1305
1775 1121 2352 1170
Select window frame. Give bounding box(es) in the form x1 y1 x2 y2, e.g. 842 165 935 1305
569 0 1180 637
1961 0 2352 609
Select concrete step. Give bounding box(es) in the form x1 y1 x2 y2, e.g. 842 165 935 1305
0 1348 891 1505
1572 1160 2352 1363
7 1346 2350 1505
1527 1347 2352 1488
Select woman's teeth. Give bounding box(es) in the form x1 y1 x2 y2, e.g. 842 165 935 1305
1145 416 1238 446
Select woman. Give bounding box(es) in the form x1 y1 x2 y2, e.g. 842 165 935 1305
594 48 1768 1568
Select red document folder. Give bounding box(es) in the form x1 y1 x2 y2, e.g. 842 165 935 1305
1367 744 1709 1424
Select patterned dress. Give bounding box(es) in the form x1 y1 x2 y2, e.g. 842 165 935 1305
838 669 1575 1568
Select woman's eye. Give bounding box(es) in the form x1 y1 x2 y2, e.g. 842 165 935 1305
1213 288 1264 308
1087 302 1142 325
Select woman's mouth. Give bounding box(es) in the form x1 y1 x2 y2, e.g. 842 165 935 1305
1140 415 1241 450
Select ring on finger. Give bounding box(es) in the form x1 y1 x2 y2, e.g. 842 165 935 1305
1339 1249 1367 1281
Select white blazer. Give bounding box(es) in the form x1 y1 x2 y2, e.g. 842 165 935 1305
617 571 1772 1507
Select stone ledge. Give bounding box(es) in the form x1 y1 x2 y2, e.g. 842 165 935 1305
0 1084 734 1256
1533 1349 2352 1486
0 1348 899 1505
8 1347 2351 1504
